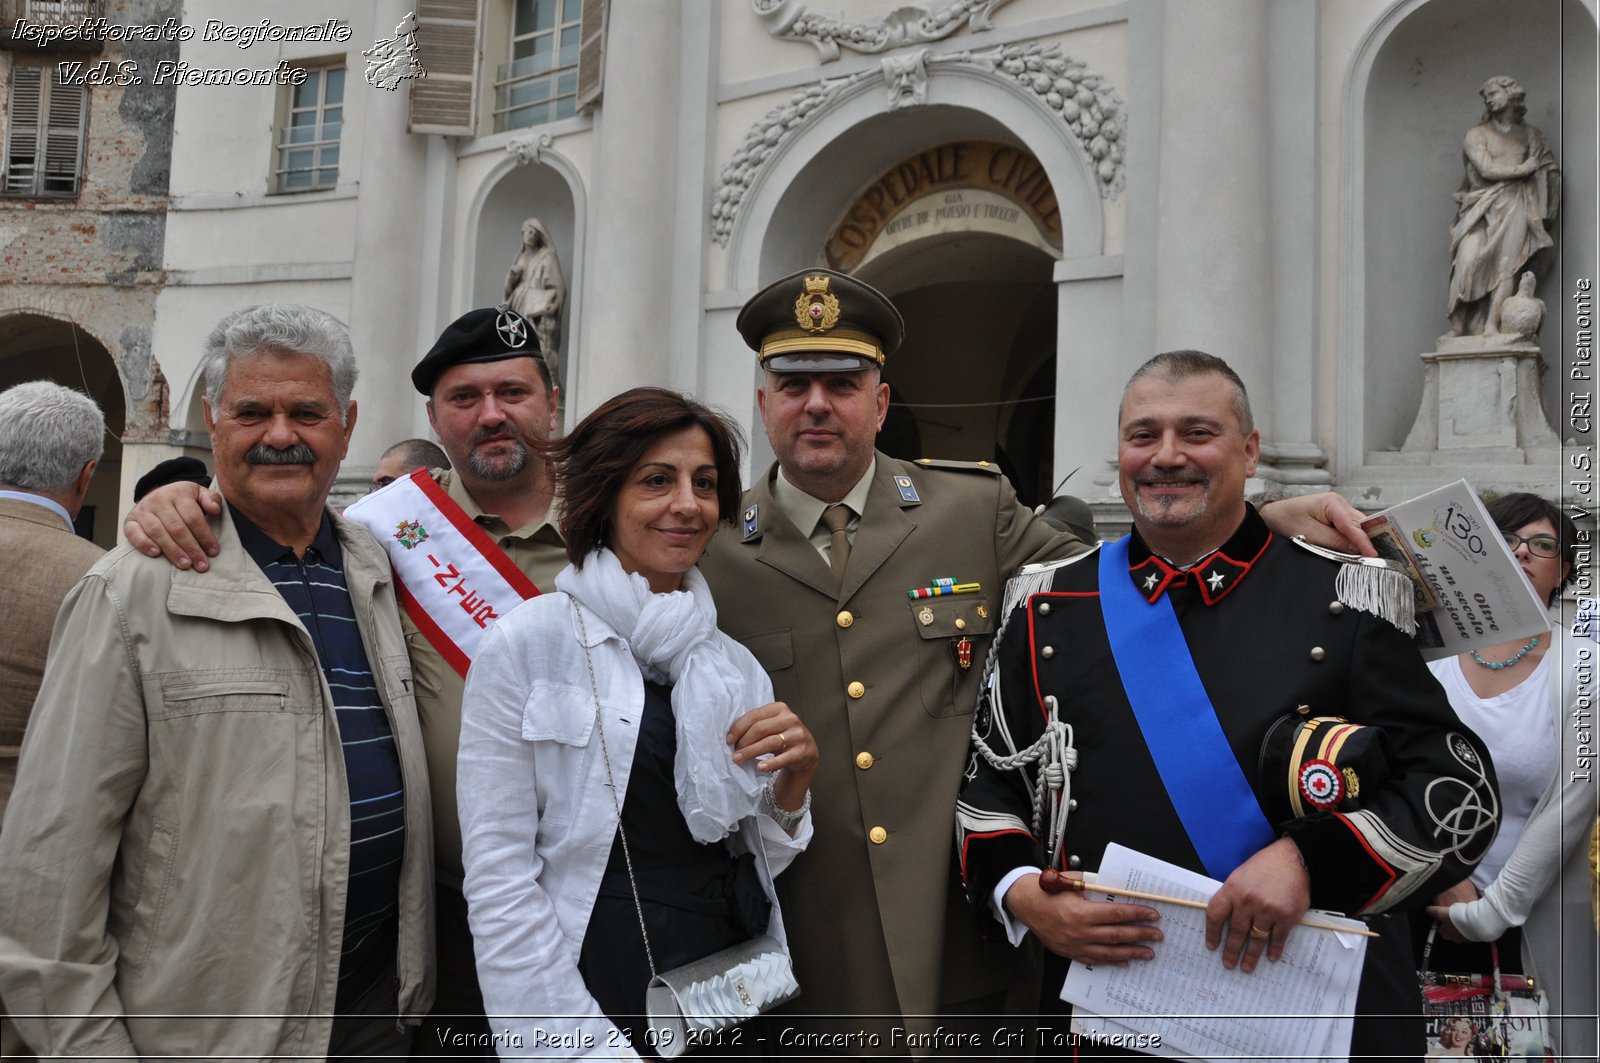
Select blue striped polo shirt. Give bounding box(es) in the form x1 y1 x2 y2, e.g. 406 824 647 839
231 507 405 1010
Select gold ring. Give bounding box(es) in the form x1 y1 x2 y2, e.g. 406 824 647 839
1248 924 1270 940
779 731 789 750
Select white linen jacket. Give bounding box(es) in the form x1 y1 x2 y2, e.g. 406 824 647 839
1440 621 1597 1059
459 591 812 1060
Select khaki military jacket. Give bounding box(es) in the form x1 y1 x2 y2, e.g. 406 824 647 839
698 453 1079 1045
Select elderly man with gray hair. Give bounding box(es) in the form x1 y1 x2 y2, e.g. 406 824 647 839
0 305 433 1060
0 380 106 1063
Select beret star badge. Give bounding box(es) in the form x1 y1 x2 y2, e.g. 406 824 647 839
495 304 530 349
794 274 841 334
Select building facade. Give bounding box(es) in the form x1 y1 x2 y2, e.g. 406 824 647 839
3 0 1595 542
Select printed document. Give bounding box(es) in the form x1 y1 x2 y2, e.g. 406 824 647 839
1062 843 1368 1062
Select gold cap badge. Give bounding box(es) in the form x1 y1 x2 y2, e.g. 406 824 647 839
794 274 841 334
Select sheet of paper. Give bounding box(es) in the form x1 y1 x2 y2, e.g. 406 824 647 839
1060 843 1367 1062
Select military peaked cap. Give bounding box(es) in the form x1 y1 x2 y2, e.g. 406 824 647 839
737 267 905 372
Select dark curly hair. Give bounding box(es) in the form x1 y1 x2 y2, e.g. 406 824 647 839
544 387 744 567
1485 491 1578 605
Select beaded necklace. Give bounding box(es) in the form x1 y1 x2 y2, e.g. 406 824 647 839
1469 635 1540 670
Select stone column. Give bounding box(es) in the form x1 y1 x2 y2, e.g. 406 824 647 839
1149 0 1275 435
576 0 683 410
345 0 430 477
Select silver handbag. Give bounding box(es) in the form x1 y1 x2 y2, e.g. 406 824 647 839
577 606 800 1059
644 933 799 1056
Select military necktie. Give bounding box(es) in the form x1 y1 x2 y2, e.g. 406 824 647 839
822 503 852 581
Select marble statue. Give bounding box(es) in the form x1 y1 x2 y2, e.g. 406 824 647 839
1446 76 1560 339
1498 271 1545 341
504 218 566 381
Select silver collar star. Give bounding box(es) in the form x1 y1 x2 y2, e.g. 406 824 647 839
1206 570 1225 592
1144 571 1160 592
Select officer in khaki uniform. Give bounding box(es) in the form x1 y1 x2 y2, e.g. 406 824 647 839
698 269 1084 1050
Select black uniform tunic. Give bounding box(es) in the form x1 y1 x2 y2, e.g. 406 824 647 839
957 506 1499 1060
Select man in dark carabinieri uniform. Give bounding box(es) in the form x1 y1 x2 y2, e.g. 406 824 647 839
957 350 1499 1060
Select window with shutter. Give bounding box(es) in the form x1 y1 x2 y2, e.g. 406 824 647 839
574 0 605 112
3 64 85 197
408 0 481 135
494 0 587 132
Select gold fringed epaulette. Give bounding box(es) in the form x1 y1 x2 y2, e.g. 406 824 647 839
1001 543 1101 617
1292 536 1417 636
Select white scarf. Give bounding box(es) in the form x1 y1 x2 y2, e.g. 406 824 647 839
556 548 765 842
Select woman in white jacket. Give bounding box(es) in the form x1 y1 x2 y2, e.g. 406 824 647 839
1422 492 1596 1060
459 388 818 1058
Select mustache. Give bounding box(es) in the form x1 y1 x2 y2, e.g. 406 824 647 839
469 423 523 446
245 442 316 465
1135 473 1207 486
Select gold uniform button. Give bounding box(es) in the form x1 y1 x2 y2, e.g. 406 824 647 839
869 826 888 844
836 610 854 628
954 617 966 631
847 681 866 699
855 751 875 770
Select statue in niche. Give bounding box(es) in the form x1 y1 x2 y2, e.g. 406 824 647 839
505 217 566 381
1445 76 1560 339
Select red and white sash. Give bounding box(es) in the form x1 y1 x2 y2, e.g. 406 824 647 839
344 468 541 677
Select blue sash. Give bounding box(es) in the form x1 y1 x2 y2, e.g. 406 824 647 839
1097 536 1274 878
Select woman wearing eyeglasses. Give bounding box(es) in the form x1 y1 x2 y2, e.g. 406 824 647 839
1421 492 1595 1060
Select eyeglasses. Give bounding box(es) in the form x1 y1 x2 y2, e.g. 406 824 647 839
1502 532 1560 559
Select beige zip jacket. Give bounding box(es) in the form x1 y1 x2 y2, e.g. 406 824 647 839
0 501 434 1059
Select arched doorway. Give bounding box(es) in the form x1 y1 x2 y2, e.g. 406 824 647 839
858 234 1056 508
0 313 124 547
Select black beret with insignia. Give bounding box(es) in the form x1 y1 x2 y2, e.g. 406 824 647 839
736 267 905 372
411 304 544 395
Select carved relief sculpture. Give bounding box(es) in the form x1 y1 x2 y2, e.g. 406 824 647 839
504 218 566 381
711 41 1124 245
753 0 1013 62
1445 76 1561 339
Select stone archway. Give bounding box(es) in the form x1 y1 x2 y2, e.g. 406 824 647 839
717 49 1119 493
0 312 124 547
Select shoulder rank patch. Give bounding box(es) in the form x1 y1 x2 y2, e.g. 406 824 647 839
1291 536 1416 636
893 474 920 503
742 503 760 541
1002 543 1101 617
913 457 1004 476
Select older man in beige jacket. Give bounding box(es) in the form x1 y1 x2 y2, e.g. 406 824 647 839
0 306 433 1059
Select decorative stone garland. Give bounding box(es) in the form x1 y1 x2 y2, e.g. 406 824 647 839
710 40 1125 246
752 0 1015 62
